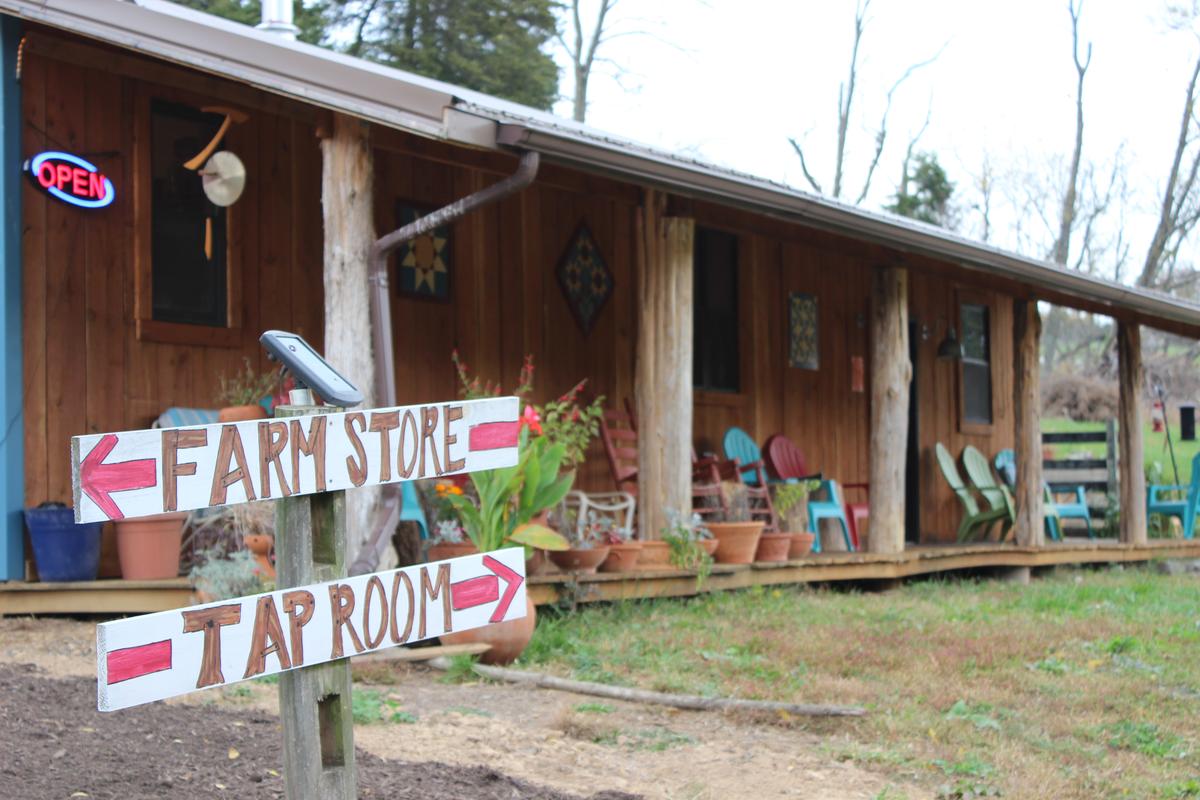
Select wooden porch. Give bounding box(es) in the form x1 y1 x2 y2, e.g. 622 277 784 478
3 539 1196 617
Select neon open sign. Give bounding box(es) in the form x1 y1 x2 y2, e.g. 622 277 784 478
25 151 115 209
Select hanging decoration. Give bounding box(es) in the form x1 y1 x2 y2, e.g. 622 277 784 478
555 222 612 336
788 292 819 370
394 202 451 301
181 106 247 261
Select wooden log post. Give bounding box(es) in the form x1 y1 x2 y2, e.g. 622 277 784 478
867 266 911 553
320 112 377 567
275 402 356 800
1013 300 1045 547
1117 321 1147 545
635 190 695 541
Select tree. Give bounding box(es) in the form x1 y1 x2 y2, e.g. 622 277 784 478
560 0 614 122
171 0 327 44
886 152 955 228
330 0 560 110
788 0 942 203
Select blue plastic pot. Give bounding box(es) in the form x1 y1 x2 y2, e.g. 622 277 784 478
24 506 102 582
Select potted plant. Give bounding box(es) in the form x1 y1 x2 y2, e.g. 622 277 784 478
425 481 478 561
440 421 572 665
705 483 764 564
216 357 277 422
549 510 613 574
596 515 641 572
115 510 188 580
774 480 820 558
661 510 715 586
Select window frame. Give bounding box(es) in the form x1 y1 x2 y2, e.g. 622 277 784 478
956 290 994 435
133 83 243 347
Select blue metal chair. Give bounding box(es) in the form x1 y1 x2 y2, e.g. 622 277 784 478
993 449 1093 540
807 479 855 553
1147 451 1200 538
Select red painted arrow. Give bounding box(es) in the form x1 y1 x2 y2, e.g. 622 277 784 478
80 434 157 520
468 420 519 451
107 639 172 685
451 555 524 623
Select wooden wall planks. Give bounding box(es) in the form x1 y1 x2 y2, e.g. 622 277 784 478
24 33 1021 543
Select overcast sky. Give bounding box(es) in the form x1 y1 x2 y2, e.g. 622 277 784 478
550 1 1200 281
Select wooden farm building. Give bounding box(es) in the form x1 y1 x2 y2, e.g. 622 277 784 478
2 0 1200 610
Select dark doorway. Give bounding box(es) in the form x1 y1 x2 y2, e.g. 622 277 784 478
904 320 921 543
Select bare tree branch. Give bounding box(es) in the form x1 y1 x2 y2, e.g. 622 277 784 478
789 137 824 194
1052 0 1092 267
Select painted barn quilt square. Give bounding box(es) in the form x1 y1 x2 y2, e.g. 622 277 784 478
394 202 451 301
556 223 612 336
789 292 819 370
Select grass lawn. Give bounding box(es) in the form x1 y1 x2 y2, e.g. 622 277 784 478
1043 417 1199 485
519 568 1200 799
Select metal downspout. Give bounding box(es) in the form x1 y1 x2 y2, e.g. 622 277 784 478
349 149 540 575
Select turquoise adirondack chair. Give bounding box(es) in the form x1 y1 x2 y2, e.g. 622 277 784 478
807 479 856 553
722 426 785 486
993 449 1094 540
1146 451 1200 538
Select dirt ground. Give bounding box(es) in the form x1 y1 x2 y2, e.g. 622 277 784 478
0 617 925 799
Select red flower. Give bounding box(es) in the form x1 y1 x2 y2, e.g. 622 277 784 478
520 404 543 435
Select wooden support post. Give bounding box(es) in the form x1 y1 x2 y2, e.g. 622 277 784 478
1117 321 1147 545
635 190 695 540
320 112 377 567
275 403 356 800
1013 300 1044 547
867 266 910 553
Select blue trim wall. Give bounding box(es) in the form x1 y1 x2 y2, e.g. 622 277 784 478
0 16 22 581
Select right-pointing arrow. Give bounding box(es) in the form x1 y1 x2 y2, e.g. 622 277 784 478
450 555 524 623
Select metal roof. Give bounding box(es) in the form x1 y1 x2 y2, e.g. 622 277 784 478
5 0 1200 334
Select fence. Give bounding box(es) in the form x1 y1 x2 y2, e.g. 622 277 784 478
1041 418 1118 530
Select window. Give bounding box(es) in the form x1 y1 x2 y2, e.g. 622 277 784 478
134 86 242 347
150 100 228 327
960 302 992 426
693 227 739 392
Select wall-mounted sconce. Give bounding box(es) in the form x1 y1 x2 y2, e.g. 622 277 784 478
937 326 964 360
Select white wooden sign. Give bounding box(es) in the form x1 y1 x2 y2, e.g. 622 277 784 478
71 396 520 524
97 548 526 711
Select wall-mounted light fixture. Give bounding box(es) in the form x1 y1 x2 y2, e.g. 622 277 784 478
937 326 963 360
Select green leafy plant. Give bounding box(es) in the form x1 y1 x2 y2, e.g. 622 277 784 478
216 357 278 407
539 379 605 470
661 509 713 586
774 479 820 530
444 426 572 553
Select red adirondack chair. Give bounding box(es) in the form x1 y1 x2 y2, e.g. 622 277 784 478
764 433 861 545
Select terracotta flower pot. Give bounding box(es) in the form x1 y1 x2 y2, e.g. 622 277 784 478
787 532 816 559
218 404 267 423
599 541 642 573
242 532 275 578
636 540 671 569
441 595 536 665
698 539 719 557
706 521 764 564
115 512 186 580
755 532 792 563
427 541 478 562
526 548 547 576
548 546 611 574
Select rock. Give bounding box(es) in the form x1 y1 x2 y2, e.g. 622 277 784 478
1155 559 1200 575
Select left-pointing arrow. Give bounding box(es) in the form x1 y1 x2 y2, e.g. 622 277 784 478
80 434 157 520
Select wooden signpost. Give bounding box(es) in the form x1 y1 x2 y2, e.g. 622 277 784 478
76 389 525 799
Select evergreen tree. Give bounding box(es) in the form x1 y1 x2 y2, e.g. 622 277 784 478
887 152 956 228
332 0 559 110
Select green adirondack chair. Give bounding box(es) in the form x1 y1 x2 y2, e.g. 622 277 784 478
961 445 1015 541
935 443 1010 542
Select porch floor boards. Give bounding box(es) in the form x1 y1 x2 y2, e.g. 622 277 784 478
2 539 1197 616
